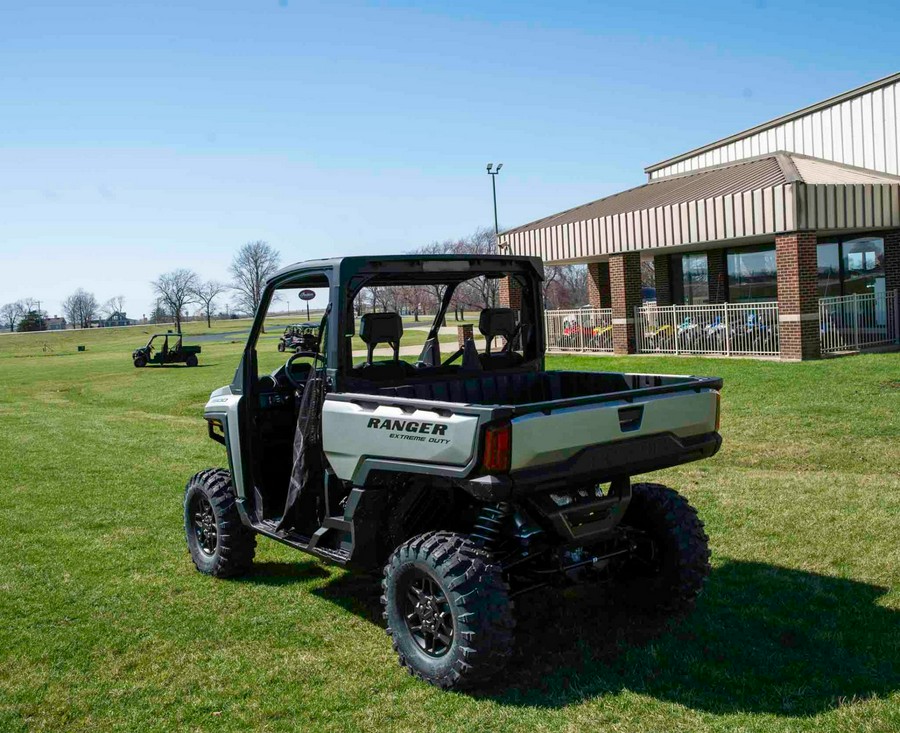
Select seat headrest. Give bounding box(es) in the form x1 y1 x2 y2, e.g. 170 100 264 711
359 312 403 346
478 308 517 339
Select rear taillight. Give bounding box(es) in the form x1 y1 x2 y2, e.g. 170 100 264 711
714 391 721 431
482 421 512 474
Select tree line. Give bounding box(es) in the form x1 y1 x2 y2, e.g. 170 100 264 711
150 240 280 331
2 232 590 334
0 241 281 333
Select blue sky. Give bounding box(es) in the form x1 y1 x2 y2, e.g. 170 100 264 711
1 0 898 319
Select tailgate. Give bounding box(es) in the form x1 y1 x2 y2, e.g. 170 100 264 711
509 389 718 472
322 397 485 482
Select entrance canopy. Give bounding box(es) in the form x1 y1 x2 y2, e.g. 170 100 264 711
499 152 900 264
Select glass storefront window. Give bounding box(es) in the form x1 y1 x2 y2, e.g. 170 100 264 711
681 253 709 305
727 245 777 302
817 241 840 298
815 236 885 297
842 237 885 295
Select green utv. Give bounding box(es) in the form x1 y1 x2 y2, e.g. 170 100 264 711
277 323 319 353
133 333 200 368
183 255 722 690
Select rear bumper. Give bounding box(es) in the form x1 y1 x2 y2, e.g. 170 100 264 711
464 431 721 500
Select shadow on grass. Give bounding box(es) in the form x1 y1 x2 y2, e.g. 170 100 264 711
234 560 330 586
307 559 899 716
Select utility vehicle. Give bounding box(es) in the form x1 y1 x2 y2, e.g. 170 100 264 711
133 333 200 367
277 323 319 353
184 255 722 690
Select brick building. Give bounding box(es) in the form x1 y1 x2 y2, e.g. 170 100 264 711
499 73 900 360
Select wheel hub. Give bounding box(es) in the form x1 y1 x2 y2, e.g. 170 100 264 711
192 495 218 556
404 571 454 657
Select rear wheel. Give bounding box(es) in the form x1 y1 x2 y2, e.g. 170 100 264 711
616 483 710 612
185 354 198 367
184 469 255 577
382 531 515 690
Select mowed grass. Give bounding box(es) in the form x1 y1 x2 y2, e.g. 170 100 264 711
0 313 460 369
0 327 898 732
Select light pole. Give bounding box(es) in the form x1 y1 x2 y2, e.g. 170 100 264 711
486 163 503 243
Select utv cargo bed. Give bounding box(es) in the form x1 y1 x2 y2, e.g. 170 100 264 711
324 370 721 494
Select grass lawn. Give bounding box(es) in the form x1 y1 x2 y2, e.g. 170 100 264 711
0 328 898 732
0 315 462 370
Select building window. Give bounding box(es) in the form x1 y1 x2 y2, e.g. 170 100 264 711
671 253 709 305
726 245 777 302
816 236 885 297
843 237 885 295
817 241 840 297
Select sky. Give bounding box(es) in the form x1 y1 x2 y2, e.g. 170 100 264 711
1 0 899 319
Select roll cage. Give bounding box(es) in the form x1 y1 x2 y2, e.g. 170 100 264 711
231 255 546 395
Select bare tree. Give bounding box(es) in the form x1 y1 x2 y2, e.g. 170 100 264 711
543 265 588 309
0 301 25 332
151 269 199 332
101 295 126 319
411 240 453 324
448 227 499 316
62 289 99 329
192 280 228 328
229 241 281 324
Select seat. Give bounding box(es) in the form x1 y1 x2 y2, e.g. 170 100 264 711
353 312 416 382
478 308 525 370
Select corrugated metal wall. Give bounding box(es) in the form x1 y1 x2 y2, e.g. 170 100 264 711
798 183 900 231
649 79 900 180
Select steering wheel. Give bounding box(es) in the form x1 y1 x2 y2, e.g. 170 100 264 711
284 350 322 390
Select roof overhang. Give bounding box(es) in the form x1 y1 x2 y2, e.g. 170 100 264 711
499 153 900 265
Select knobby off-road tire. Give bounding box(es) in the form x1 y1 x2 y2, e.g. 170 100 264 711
277 341 286 352
617 482 711 612
185 354 199 367
382 531 515 690
184 468 256 577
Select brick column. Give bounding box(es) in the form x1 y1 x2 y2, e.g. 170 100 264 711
610 252 643 354
707 249 728 304
587 262 611 308
885 230 900 293
499 276 522 310
653 254 673 305
456 324 473 347
776 231 820 360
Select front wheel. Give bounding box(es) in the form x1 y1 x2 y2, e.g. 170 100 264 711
133 355 147 368
184 469 255 577
277 341 286 352
382 531 515 690
615 483 710 612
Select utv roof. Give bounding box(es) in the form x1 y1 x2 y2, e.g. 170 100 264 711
268 253 544 285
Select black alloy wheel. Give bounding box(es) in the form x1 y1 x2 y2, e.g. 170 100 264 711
183 468 256 577
403 569 455 657
382 531 515 689
191 492 218 556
